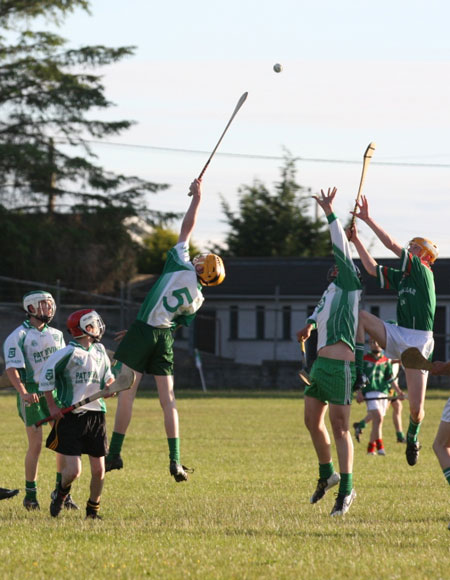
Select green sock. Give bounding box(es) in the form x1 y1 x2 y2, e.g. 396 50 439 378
355 343 365 373
319 462 334 480
359 420 366 429
338 473 353 496
25 480 37 501
168 437 180 463
407 416 421 442
444 467 450 485
56 472 62 486
108 432 125 457
396 431 405 441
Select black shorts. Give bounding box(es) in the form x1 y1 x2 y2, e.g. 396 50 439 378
46 411 108 457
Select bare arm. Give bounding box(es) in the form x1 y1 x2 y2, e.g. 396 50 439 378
353 195 402 257
43 390 63 420
312 186 336 217
178 179 202 244
296 323 315 343
6 367 39 405
347 223 378 277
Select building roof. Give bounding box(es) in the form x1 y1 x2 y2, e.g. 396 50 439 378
202 256 450 299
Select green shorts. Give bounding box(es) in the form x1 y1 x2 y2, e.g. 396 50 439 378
17 382 56 427
114 319 174 376
304 357 355 405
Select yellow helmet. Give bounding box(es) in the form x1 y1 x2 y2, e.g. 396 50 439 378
193 253 226 286
408 237 439 264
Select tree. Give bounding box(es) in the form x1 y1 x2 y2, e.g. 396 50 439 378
0 0 173 221
137 227 201 275
220 153 331 257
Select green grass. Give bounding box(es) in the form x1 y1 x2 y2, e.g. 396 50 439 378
0 389 448 579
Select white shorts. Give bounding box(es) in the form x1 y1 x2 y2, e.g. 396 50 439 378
365 392 388 416
384 323 434 364
441 398 450 423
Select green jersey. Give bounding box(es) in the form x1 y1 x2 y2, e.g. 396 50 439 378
376 249 435 331
362 352 394 395
307 213 362 351
137 242 204 328
3 320 65 386
39 341 114 413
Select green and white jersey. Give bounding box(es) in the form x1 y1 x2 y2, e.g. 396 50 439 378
3 320 65 385
307 213 362 351
39 341 114 413
376 249 435 331
137 242 204 328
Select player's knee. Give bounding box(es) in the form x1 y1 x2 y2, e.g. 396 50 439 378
65 466 81 482
91 465 105 480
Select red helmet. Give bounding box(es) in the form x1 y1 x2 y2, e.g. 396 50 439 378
66 309 105 342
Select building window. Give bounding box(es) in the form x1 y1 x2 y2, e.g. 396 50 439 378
282 306 291 340
229 306 238 339
256 305 265 339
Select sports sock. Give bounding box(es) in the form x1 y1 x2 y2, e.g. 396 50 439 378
57 481 71 499
107 432 125 457
319 462 334 480
168 437 180 463
367 441 376 454
407 416 421 442
338 473 353 495
359 420 366 429
56 472 62 486
355 343 365 373
443 467 450 485
396 431 405 442
25 480 37 501
375 438 384 450
86 499 100 517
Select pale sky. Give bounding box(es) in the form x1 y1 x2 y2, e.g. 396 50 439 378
53 0 450 257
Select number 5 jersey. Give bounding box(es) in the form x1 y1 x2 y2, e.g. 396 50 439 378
136 242 204 329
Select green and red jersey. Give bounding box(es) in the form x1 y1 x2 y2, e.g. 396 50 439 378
376 249 435 331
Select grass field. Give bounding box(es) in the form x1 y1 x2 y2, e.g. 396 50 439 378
0 388 448 579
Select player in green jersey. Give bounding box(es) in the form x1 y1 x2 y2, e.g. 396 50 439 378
297 187 362 517
350 195 438 467
3 291 78 511
353 338 403 455
40 309 114 519
106 178 225 481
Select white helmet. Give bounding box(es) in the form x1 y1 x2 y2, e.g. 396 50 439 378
23 290 56 324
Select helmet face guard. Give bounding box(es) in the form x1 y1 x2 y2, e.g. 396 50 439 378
23 291 56 324
408 237 439 264
67 309 105 342
193 253 225 286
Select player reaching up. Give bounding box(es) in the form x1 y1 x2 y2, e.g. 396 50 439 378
297 187 362 517
349 195 437 467
106 178 225 482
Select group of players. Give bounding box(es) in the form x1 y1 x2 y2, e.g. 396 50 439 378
296 187 449 524
0 178 449 527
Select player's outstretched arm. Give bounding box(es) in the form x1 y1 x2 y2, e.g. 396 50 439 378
178 179 202 244
312 187 337 217
353 195 402 257
347 223 378 277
